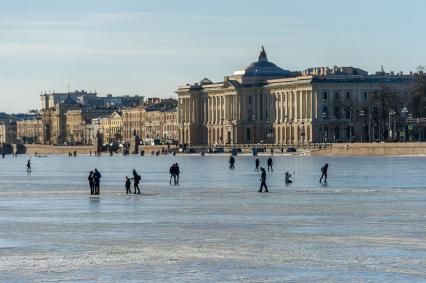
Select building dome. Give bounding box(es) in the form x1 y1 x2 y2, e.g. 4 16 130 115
234 46 292 78
63 95 78 105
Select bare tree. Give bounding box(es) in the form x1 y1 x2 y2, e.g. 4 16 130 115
369 84 402 140
409 75 426 117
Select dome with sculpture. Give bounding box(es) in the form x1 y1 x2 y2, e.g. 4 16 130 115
233 46 293 78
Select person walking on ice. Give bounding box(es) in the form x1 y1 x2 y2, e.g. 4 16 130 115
93 168 102 195
319 163 329 184
125 176 132 194
169 163 178 185
132 169 141 194
258 167 268 193
255 158 260 171
229 156 235 169
26 159 32 173
285 171 293 184
267 156 273 172
88 171 95 195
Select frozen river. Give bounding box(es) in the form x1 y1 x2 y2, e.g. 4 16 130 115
0 154 425 282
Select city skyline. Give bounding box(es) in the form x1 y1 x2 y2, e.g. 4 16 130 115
1 0 426 113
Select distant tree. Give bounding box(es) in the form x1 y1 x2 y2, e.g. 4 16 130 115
369 84 402 140
416 65 426 73
409 75 426 117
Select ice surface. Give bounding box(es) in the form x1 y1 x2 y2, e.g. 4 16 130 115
0 155 425 282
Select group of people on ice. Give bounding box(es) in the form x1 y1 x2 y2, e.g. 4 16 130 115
84 157 329 195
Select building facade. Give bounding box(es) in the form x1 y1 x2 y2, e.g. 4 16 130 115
65 108 115 145
0 113 16 144
176 47 415 146
41 96 81 145
122 99 178 144
16 118 44 144
100 111 123 144
40 90 144 110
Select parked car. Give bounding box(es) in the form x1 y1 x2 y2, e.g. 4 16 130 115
286 147 297 153
210 147 225 153
184 148 196 153
228 147 242 153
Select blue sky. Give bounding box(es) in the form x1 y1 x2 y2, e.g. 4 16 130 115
1 0 425 112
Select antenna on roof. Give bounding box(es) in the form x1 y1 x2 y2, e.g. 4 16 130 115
67 84 70 93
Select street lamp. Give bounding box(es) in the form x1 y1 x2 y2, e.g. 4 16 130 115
220 117 224 145
359 110 365 142
251 115 256 145
321 112 327 143
231 120 237 146
265 119 271 144
389 109 396 142
180 120 185 146
402 107 408 142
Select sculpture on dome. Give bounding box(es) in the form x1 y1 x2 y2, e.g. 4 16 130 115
258 46 267 60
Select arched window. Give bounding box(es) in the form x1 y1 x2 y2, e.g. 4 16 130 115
345 108 351 119
335 126 340 140
334 107 340 119
322 106 329 119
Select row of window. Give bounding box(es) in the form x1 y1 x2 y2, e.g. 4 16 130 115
321 106 381 120
322 91 370 101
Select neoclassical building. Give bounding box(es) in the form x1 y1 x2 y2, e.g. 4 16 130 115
176 47 415 146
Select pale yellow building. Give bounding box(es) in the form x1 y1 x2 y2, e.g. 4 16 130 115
122 100 178 144
16 119 44 144
100 111 123 144
177 47 415 146
65 109 115 145
122 106 146 142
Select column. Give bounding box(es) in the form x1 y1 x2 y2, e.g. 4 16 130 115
275 93 279 123
293 91 297 121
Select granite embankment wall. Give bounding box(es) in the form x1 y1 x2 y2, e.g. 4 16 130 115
310 143 426 156
16 144 95 155
1 144 181 155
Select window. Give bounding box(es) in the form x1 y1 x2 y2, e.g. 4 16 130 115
346 91 351 100
345 126 351 139
323 91 328 101
345 108 351 119
334 107 340 119
373 107 379 120
335 126 340 140
335 91 339 100
363 92 368 100
246 128 251 141
248 96 252 105
322 106 329 119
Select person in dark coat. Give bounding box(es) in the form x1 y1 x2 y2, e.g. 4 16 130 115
169 164 177 185
26 159 32 173
285 171 293 184
319 163 329 184
267 156 273 172
88 171 95 195
229 156 235 169
93 168 102 195
255 158 260 171
125 176 132 194
175 163 180 184
258 167 268 193
132 169 141 194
